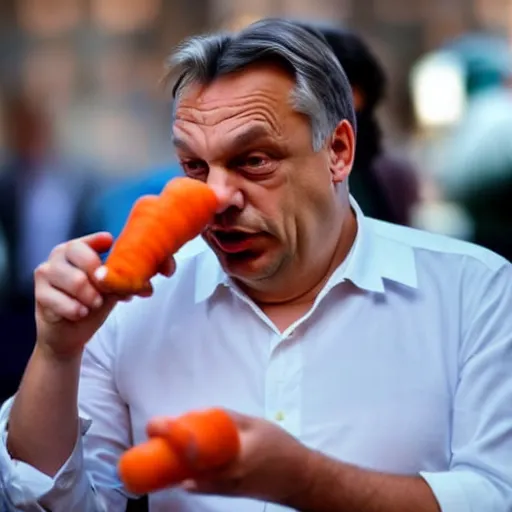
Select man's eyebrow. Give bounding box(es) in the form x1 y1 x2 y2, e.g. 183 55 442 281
172 125 273 155
229 126 271 150
172 136 193 152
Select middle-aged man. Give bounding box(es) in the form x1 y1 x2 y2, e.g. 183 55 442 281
0 18 511 512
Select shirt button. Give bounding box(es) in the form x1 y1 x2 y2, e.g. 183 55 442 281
275 411 285 422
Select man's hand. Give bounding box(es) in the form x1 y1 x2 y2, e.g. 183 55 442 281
146 411 314 505
34 231 176 360
147 410 441 512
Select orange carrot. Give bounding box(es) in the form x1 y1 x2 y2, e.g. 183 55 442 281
95 177 219 295
117 437 190 495
118 408 240 495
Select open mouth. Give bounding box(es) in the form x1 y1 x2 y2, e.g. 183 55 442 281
212 230 259 254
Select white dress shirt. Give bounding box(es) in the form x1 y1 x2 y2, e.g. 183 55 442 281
1 198 511 512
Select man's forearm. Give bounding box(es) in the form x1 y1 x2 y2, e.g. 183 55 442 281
285 449 441 512
6 344 82 476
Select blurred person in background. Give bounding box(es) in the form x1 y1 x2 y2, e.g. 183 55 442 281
301 21 420 226
0 91 102 403
435 33 512 261
0 91 101 307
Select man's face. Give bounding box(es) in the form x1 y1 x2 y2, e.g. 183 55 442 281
173 63 353 286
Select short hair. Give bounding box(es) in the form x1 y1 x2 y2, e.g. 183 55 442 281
164 18 356 151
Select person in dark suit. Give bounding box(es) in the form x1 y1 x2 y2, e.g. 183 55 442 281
0 91 103 403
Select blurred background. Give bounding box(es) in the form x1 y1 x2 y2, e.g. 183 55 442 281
1 0 512 402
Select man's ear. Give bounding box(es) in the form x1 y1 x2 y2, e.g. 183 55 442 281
328 119 355 184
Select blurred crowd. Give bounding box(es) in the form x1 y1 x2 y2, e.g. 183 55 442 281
1 6 512 407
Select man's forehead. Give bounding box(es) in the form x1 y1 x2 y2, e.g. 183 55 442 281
176 64 295 112
173 76 295 140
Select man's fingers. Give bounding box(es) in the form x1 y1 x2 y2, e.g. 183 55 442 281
179 476 236 496
179 479 200 493
37 284 89 322
221 409 251 429
146 417 173 438
65 240 106 281
146 417 198 464
137 282 154 297
76 232 114 254
43 261 103 310
157 257 176 277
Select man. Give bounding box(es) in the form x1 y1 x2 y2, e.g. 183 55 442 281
0 18 511 512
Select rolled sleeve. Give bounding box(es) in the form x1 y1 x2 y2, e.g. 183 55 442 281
420 470 503 511
421 262 512 511
0 397 104 512
0 307 133 512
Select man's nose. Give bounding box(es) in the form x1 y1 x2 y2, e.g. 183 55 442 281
207 167 244 213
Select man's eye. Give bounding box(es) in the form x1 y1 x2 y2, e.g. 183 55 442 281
244 156 266 167
232 153 276 178
181 160 208 175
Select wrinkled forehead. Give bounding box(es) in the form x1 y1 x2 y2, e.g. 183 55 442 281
172 64 299 143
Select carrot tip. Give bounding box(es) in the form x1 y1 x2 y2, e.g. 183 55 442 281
95 266 107 281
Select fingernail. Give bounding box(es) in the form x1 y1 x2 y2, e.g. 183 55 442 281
94 266 107 281
93 296 103 308
79 306 89 317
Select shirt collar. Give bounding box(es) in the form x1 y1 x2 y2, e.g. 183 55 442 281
192 195 418 303
339 197 418 293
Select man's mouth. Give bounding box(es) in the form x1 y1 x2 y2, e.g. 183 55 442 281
211 230 260 254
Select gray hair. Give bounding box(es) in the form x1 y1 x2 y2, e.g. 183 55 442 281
165 18 356 151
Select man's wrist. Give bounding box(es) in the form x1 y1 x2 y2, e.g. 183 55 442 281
283 447 326 510
34 341 84 365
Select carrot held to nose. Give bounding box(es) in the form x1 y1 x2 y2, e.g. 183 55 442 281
95 177 220 295
118 408 241 495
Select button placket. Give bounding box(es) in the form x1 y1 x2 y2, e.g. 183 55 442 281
265 335 285 426
280 334 302 438
264 331 303 438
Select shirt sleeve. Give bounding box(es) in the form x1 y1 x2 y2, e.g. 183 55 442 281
78 306 139 511
0 307 137 511
0 398 102 512
420 261 512 511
